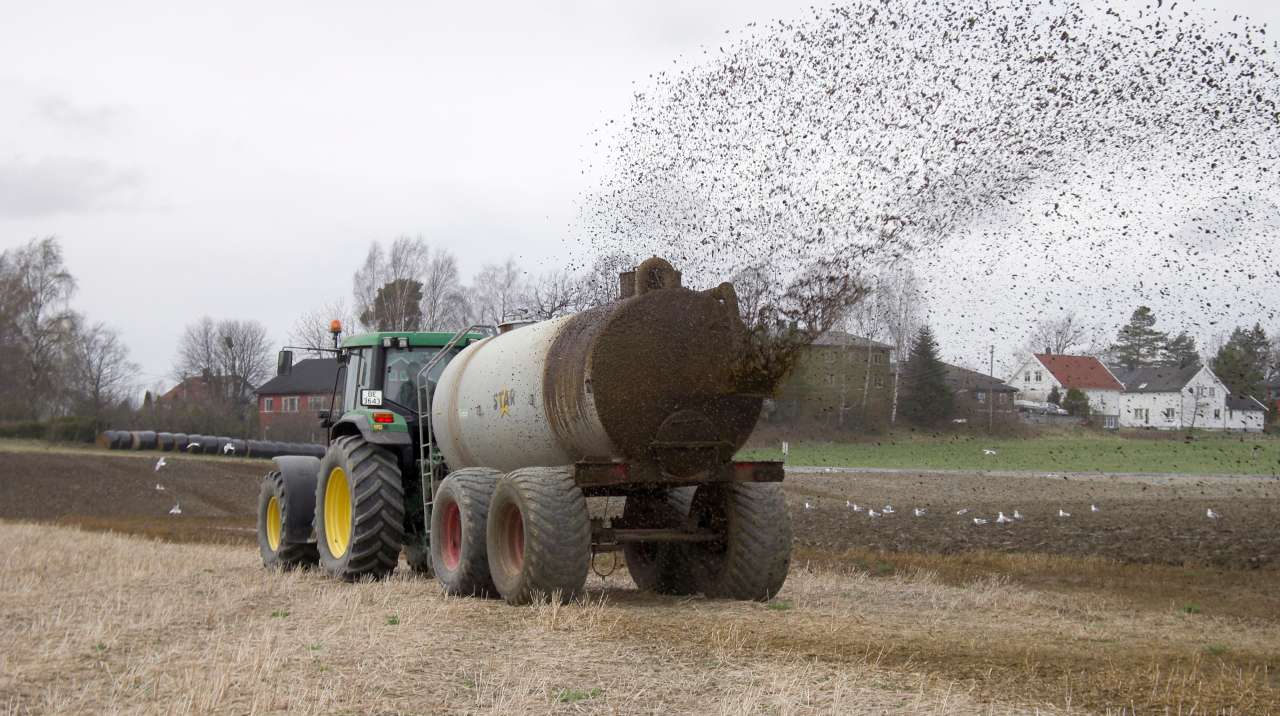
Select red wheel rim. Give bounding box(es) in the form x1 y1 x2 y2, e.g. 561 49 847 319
504 506 524 573
442 501 462 571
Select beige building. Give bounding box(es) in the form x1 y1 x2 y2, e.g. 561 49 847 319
769 332 893 431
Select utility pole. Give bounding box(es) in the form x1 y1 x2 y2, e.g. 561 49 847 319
989 345 995 433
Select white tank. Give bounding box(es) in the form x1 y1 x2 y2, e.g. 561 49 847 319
430 316 614 473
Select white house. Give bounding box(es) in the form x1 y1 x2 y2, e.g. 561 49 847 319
1111 364 1228 430
1008 354 1124 428
1225 395 1268 432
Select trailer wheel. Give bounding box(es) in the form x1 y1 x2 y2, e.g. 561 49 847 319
686 483 792 601
621 488 698 595
487 467 590 605
430 468 501 596
257 471 318 570
313 435 405 581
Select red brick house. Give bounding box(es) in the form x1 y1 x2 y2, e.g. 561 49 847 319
254 358 340 441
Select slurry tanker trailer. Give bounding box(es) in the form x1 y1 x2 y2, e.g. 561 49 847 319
257 257 791 604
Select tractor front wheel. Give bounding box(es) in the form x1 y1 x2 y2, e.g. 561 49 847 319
257 471 318 570
486 467 590 605
313 435 405 581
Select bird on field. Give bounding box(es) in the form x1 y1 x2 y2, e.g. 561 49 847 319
169 502 182 516
996 511 1012 524
913 507 927 517
186 442 199 452
223 443 235 455
155 483 165 491
1207 508 1220 519
868 509 881 518
1058 509 1071 518
882 505 895 514
973 517 989 526
1091 504 1101 513
847 501 864 511
1013 510 1024 520
983 449 997 456
803 500 815 510
956 508 970 515
154 457 166 471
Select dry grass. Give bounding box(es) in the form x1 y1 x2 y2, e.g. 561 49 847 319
1 523 1045 715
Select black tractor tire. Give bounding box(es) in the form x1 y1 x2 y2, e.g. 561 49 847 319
257 471 319 570
313 435 405 581
684 483 792 601
621 488 699 595
486 467 590 605
429 468 501 596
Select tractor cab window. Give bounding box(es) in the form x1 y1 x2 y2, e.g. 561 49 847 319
342 348 367 413
384 347 458 411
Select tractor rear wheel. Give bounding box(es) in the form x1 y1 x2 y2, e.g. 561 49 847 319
313 435 405 581
685 483 792 601
486 467 590 605
257 471 319 570
621 488 698 595
430 468 501 596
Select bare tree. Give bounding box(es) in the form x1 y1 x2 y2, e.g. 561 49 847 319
872 264 925 424
572 253 636 311
175 316 220 381
1026 313 1088 355
173 317 272 401
4 238 78 418
524 270 580 320
420 250 469 330
353 236 431 331
218 319 273 392
67 319 137 420
469 258 527 326
289 298 355 356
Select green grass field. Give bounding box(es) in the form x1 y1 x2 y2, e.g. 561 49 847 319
740 432 1280 475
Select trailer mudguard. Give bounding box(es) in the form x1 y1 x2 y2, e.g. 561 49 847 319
272 455 321 543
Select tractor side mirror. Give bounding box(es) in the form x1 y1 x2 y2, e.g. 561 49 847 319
276 350 294 376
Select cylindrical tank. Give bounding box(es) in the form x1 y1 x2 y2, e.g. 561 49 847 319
432 264 761 477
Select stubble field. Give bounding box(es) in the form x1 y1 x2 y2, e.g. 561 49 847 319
1 442 1277 714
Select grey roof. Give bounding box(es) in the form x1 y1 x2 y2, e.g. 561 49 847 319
813 330 893 350
1108 363 1203 393
944 364 1017 393
1226 395 1268 412
256 358 340 396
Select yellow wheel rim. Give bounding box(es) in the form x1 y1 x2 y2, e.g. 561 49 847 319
266 495 283 551
324 467 352 558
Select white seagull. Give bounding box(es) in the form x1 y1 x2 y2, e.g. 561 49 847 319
1091 504 1100 513
996 511 1012 524
803 500 815 511
223 443 235 455
972 517 988 526
956 508 970 516
154 457 166 471
868 509 881 518
882 505 895 514
1058 509 1071 518
1207 508 1220 520
847 501 864 512
169 502 182 516
155 483 165 491
913 508 927 517
186 442 199 452
983 448 998 456
1013 510 1024 520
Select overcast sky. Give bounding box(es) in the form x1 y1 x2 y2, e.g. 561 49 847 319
2 0 1278 388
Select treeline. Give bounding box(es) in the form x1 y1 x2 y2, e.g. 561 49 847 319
0 238 137 438
288 237 634 352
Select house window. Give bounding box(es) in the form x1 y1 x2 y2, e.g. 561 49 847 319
1103 416 1118 429
1034 371 1042 382
1134 408 1149 423
309 395 328 411
1162 408 1175 420
976 391 986 403
1214 409 1221 419
282 396 299 413
262 397 274 413
1209 388 1215 398
874 375 885 388
1025 372 1031 381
